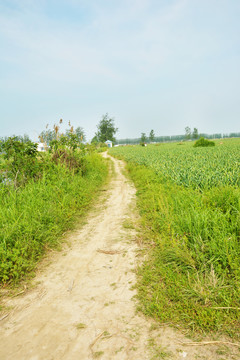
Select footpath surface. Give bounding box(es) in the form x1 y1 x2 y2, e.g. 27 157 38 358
0 155 236 360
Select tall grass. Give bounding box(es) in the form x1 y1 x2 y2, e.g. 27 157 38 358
131 165 239 338
0 153 107 283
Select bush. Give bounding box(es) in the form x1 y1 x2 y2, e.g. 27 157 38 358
0 137 44 186
193 137 215 147
51 149 87 175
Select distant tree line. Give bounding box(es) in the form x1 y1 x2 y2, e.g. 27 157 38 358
0 114 117 152
139 130 155 145
116 131 240 145
39 123 85 145
1 118 239 148
0 134 31 144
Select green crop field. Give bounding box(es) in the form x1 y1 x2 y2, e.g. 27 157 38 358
110 138 240 339
110 139 240 189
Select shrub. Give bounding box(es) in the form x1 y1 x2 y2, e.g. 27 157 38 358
193 137 215 147
0 137 44 186
51 149 87 175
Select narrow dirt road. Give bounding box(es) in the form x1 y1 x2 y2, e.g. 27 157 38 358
0 155 237 360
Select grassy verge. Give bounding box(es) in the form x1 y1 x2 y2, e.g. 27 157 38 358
126 163 240 340
0 153 108 284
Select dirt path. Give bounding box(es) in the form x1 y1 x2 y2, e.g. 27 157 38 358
0 155 237 360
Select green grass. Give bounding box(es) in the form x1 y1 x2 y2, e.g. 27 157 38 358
0 153 108 284
109 139 240 339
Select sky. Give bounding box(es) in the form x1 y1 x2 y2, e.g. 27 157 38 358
0 0 239 141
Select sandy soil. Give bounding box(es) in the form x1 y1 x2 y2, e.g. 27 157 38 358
0 155 238 360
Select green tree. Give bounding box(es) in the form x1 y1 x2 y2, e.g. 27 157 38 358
39 130 56 145
185 126 191 140
192 127 199 139
0 134 31 143
75 127 86 143
141 132 147 143
91 135 98 144
66 126 85 143
95 113 118 143
149 129 155 142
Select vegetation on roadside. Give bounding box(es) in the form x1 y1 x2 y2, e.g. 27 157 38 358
109 139 240 339
39 122 86 145
0 122 108 284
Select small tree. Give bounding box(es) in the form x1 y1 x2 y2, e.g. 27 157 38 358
95 113 118 143
140 133 147 144
185 126 191 140
149 129 155 142
192 128 199 139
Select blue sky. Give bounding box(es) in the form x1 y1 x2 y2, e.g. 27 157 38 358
0 0 239 141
